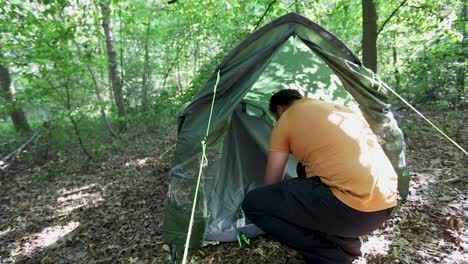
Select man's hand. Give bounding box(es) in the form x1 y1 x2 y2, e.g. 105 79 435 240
265 151 289 185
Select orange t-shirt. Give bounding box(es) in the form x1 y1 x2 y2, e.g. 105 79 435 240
270 98 397 212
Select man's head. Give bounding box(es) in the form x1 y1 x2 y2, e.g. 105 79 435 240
269 89 303 120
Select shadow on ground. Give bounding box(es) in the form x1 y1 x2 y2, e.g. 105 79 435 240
1 131 174 264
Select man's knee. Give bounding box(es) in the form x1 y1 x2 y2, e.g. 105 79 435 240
242 189 259 214
242 186 273 216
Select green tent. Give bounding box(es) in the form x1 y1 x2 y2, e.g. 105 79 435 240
163 13 409 251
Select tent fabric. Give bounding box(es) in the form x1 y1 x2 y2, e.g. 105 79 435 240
163 12 409 251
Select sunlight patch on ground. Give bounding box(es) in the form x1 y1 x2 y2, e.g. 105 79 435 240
124 157 151 168
9 221 80 260
361 235 392 256
59 184 98 196
444 250 468 263
0 226 16 237
57 184 103 213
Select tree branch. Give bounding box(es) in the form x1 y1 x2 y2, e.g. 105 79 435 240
254 0 278 31
376 0 408 37
357 0 408 53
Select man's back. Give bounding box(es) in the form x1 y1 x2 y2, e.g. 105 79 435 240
270 98 398 212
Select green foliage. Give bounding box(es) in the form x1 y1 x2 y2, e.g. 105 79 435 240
374 0 466 104
0 120 17 142
0 0 465 160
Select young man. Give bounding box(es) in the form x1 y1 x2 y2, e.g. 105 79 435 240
242 89 398 263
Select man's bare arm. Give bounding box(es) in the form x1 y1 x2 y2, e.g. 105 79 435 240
265 151 289 185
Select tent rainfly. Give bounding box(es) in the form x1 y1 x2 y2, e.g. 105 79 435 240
163 12 409 252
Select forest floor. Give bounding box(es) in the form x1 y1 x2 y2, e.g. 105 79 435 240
0 107 467 264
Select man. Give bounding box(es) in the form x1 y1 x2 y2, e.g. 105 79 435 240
242 89 397 263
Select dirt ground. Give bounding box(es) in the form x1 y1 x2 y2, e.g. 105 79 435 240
0 108 467 264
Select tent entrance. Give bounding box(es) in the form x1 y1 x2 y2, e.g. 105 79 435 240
205 104 300 241
244 37 360 116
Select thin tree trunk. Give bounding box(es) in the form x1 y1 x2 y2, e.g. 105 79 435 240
175 44 183 90
100 0 126 127
162 61 176 91
176 61 183 91
75 44 119 139
63 79 94 160
0 64 31 133
194 43 198 76
118 3 124 89
162 40 179 90
141 13 153 112
99 36 113 101
185 60 189 88
57 13 118 139
362 0 378 73
392 44 400 89
456 65 465 106
68 114 93 160
455 3 466 106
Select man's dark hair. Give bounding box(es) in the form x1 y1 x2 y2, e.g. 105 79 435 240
269 89 303 114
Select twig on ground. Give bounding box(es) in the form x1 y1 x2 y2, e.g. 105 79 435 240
0 131 40 170
0 125 52 171
156 143 176 162
439 177 467 184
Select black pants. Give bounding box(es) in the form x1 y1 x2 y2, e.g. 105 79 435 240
242 174 393 263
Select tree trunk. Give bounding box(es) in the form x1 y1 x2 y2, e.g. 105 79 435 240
162 40 178 90
362 0 378 73
0 64 31 133
56 12 119 139
194 43 199 76
392 44 400 89
100 0 126 124
63 78 94 160
294 0 300 13
455 3 466 106
75 44 119 139
141 14 153 112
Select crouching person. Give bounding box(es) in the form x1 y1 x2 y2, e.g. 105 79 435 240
242 89 397 263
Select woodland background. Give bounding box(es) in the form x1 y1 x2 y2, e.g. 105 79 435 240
0 0 466 263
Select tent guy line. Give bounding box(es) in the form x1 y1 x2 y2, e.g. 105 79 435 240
379 80 467 156
181 69 221 264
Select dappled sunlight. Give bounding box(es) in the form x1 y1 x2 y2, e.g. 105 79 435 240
0 181 105 262
361 235 392 256
9 221 80 260
352 234 393 264
124 157 152 168
444 250 468 263
0 226 16 237
328 111 396 180
303 64 319 75
245 37 360 117
57 184 103 213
